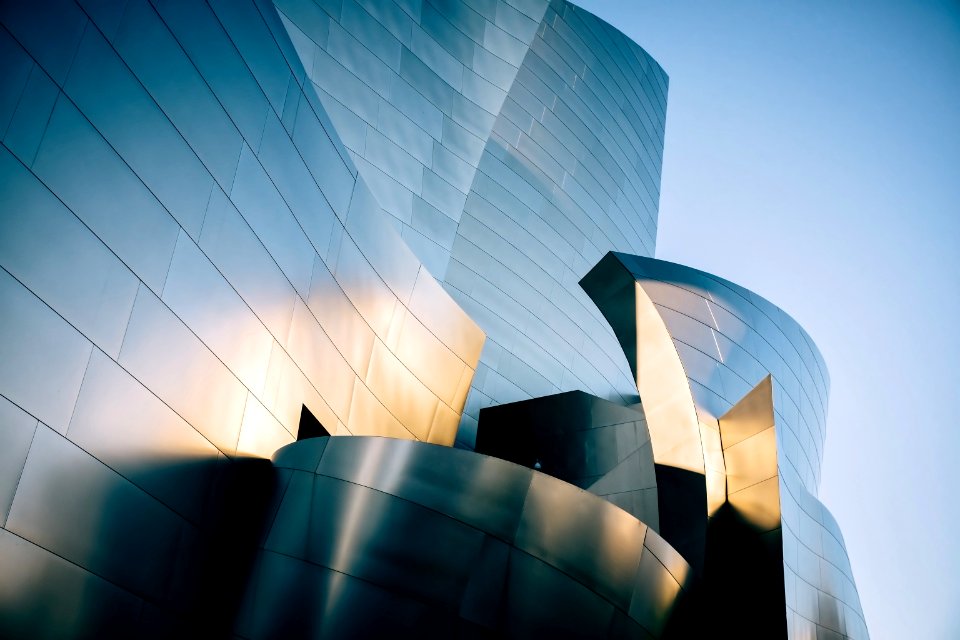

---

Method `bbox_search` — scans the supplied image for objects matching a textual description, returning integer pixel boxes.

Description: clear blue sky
[575,1,960,637]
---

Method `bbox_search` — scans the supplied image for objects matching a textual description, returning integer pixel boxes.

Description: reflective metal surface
[0,0,868,637]
[235,436,691,638]
[582,252,869,639]
[274,0,669,450]
[443,2,668,449]
[2,0,485,457]
[476,390,660,528]
[1,0,488,634]
[580,255,709,572]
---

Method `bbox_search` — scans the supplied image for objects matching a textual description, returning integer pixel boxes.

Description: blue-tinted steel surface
[275,0,669,449]
[582,253,868,639]
[0,0,869,637]
[236,436,691,638]
[0,0,484,635]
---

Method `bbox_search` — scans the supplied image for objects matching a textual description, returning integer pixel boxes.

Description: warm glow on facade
[0,0,866,637]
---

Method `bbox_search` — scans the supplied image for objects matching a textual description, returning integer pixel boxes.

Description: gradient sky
[575,1,960,637]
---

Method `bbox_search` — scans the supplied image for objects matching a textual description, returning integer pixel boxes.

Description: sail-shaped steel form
[580,253,868,638]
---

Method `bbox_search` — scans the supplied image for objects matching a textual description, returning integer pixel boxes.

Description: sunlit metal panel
[582,252,867,639]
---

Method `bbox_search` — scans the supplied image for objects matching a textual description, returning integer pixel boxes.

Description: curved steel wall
[0,0,482,633]
[274,0,550,279]
[584,254,867,640]
[237,436,692,638]
[607,254,828,493]
[0,0,869,637]
[274,0,669,449]
[447,2,668,447]
[476,391,660,530]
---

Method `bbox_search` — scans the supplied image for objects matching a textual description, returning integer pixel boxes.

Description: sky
[575,1,960,637]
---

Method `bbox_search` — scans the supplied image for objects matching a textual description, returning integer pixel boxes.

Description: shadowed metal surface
[235,436,692,638]
[475,390,660,529]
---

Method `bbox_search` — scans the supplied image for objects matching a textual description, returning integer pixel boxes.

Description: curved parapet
[274,0,670,449]
[235,436,693,638]
[581,253,867,639]
[475,390,660,529]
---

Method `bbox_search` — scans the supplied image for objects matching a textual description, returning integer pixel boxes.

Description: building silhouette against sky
[0,0,867,637]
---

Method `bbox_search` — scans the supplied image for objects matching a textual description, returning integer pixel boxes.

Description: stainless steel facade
[476,390,659,529]
[581,253,869,639]
[274,0,668,448]
[0,0,865,638]
[237,436,691,638]
[0,0,485,634]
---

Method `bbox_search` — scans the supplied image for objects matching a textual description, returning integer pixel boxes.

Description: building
[0,0,867,637]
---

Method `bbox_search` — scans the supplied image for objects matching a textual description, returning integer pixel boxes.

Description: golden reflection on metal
[582,256,726,520]
[364,339,438,439]
[727,477,781,532]
[718,375,781,531]
[643,527,692,588]
[329,266,483,447]
[631,547,683,636]
[393,308,467,406]
[580,258,707,478]
[724,428,778,494]
[517,473,647,604]
[633,278,729,515]
[699,420,727,516]
[345,379,407,440]
[632,281,706,475]
[719,375,776,447]
[408,267,486,368]
[235,393,295,458]
[581,255,719,570]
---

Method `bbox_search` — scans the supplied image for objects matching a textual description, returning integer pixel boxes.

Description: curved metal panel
[0,0,485,635]
[447,2,669,448]
[236,436,692,638]
[0,1,870,637]
[581,254,710,572]
[2,0,485,457]
[275,0,669,449]
[582,252,868,639]
[273,0,552,278]
[475,389,660,529]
